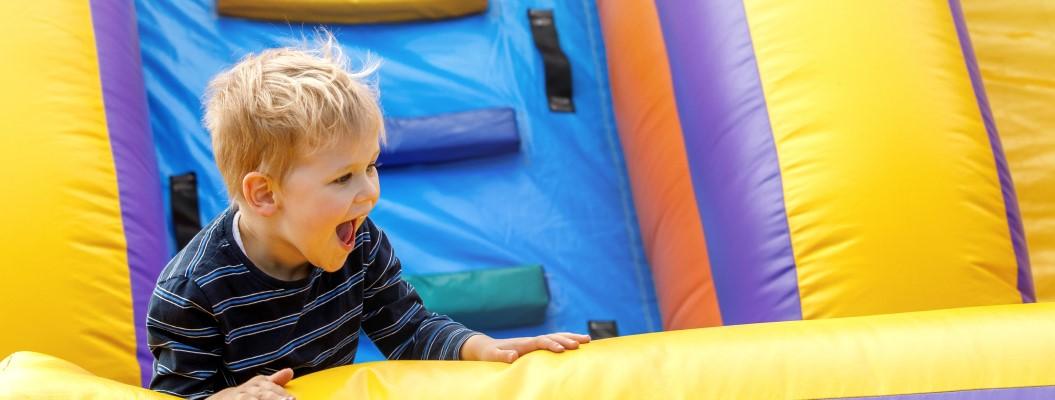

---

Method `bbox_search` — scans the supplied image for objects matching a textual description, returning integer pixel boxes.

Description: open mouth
[335,216,365,249]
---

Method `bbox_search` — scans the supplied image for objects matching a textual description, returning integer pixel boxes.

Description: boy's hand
[460,333,591,363]
[208,368,295,400]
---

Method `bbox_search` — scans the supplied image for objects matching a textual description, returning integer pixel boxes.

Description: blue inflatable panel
[380,107,519,167]
[136,0,660,363]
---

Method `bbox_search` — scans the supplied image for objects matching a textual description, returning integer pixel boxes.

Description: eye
[333,173,352,184]
[368,162,381,172]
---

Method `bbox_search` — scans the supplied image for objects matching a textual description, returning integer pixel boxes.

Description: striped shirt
[147,208,479,399]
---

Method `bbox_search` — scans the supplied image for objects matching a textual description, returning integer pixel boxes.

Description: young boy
[147,36,590,400]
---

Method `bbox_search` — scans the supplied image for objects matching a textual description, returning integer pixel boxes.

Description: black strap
[528,9,575,113]
[170,172,202,250]
[588,320,619,339]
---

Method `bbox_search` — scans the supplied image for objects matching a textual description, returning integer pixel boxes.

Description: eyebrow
[339,150,381,172]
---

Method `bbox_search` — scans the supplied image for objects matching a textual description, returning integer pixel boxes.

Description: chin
[320,264,345,273]
[317,256,348,272]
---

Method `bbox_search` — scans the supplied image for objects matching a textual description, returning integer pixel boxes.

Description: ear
[242,172,279,216]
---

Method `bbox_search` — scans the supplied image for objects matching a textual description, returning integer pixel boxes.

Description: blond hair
[204,33,384,203]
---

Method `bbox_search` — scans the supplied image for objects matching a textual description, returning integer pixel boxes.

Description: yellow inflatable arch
[2,0,1054,398]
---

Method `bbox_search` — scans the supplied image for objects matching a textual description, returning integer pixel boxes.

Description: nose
[352,173,380,204]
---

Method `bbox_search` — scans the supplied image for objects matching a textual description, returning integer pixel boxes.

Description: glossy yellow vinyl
[4,304,1054,398]
[0,2,139,384]
[0,352,176,399]
[743,0,1023,318]
[963,0,1055,302]
[287,303,1055,399]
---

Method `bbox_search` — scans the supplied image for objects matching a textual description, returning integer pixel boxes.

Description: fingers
[268,368,294,386]
[486,332,593,363]
[253,386,293,400]
[548,334,582,350]
[230,373,296,400]
[491,348,519,363]
[262,383,293,400]
[535,333,591,353]
[556,332,591,344]
[552,333,595,344]
[575,333,592,343]
[535,335,565,353]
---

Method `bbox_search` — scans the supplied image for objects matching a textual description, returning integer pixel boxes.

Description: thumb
[268,368,294,386]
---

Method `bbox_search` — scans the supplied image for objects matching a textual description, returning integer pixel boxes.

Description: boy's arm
[147,277,227,399]
[360,220,480,360]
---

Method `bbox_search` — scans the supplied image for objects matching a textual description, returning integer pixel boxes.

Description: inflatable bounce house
[2,0,1054,398]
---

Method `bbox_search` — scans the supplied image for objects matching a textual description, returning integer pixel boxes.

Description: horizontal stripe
[387,337,415,359]
[147,317,221,338]
[183,223,220,278]
[302,271,364,314]
[364,273,403,299]
[368,303,423,342]
[367,253,396,289]
[150,341,220,357]
[366,230,383,264]
[152,287,212,315]
[225,314,300,344]
[153,387,214,399]
[155,363,214,380]
[298,330,359,369]
[227,304,363,371]
[212,275,321,313]
[194,264,247,287]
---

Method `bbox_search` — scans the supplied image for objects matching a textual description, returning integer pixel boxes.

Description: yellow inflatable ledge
[2,303,1053,399]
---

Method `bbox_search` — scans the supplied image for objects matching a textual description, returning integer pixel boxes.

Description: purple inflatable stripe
[653,0,801,324]
[841,385,1055,399]
[948,0,1035,303]
[89,0,169,386]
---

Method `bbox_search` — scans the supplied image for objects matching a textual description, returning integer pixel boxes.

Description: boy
[147,36,590,400]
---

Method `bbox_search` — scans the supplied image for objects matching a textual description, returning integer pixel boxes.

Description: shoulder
[357,217,392,261]
[360,216,381,238]
[151,273,214,316]
[157,209,241,283]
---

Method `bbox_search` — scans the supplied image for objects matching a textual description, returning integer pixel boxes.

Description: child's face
[275,132,381,272]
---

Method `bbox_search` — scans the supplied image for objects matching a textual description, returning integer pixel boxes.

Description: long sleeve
[360,219,480,360]
[147,276,227,399]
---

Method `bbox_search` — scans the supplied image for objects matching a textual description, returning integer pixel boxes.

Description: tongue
[336,221,354,246]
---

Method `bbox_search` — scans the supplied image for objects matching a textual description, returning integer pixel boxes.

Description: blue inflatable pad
[137,0,661,363]
[381,107,519,167]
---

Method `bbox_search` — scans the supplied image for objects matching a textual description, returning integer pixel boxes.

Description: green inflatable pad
[404,264,549,330]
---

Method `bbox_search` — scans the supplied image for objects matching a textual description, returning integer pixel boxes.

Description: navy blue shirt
[147,208,479,399]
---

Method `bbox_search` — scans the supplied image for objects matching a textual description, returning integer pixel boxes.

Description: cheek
[317,193,354,225]
[290,194,348,237]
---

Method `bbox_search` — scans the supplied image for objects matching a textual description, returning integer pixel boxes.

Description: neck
[237,210,311,281]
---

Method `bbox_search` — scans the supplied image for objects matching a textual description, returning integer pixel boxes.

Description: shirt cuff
[449,329,484,361]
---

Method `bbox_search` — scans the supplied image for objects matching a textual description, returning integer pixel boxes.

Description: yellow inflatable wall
[4,304,1054,399]
[0,1,140,385]
[963,0,1055,302]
